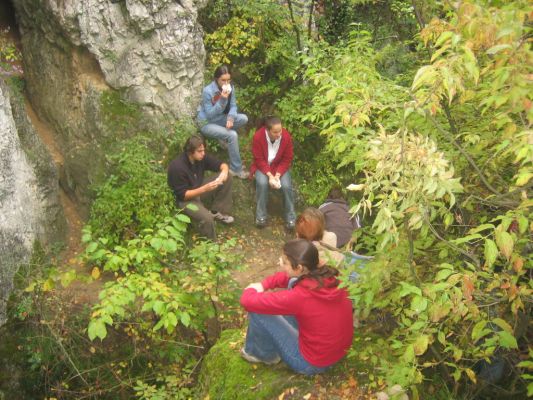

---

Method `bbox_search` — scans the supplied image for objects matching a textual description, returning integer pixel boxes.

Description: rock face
[15,0,206,118]
[13,0,206,212]
[0,79,66,327]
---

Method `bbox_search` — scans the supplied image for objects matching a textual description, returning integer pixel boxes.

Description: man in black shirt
[167,135,234,240]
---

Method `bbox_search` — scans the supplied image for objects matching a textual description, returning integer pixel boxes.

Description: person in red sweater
[240,239,353,375]
[250,116,296,230]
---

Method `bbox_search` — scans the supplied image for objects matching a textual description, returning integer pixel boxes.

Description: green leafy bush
[278,1,532,397]
[83,215,243,341]
[87,136,175,246]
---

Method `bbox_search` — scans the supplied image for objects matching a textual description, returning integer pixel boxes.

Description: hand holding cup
[222,83,232,95]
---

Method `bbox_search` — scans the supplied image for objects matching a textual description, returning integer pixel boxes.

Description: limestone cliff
[0,79,66,326]
[13,0,206,212]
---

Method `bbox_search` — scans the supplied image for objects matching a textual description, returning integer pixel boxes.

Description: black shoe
[285,220,295,231]
[255,218,267,228]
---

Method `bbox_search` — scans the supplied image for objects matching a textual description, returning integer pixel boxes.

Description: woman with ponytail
[240,239,353,375]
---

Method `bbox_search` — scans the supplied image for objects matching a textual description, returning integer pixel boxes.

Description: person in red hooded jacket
[250,116,296,230]
[240,239,353,375]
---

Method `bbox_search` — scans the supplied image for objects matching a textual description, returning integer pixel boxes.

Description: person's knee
[197,215,215,238]
[234,113,248,126]
[227,129,238,142]
[281,180,292,189]
[256,178,268,189]
[239,113,248,124]
[198,212,215,227]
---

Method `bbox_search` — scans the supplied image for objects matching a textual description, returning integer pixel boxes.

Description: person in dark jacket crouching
[240,239,353,375]
[319,187,360,248]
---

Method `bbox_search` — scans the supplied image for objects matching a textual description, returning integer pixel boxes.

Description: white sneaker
[240,348,281,365]
[229,169,250,179]
[211,211,234,224]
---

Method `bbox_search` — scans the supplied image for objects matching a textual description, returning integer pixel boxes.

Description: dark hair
[184,135,205,154]
[283,239,319,271]
[296,208,325,241]
[327,187,344,200]
[283,239,340,288]
[214,65,231,79]
[260,115,282,130]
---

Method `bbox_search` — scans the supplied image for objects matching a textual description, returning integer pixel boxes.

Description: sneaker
[285,220,295,231]
[229,169,250,179]
[255,218,267,229]
[211,211,234,224]
[240,348,281,365]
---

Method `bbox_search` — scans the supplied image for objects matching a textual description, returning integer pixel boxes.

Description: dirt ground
[208,176,297,287]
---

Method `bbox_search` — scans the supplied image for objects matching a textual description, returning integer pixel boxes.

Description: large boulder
[0,78,66,327]
[196,329,312,399]
[13,0,207,213]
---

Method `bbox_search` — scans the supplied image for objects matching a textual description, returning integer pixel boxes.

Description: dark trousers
[178,174,233,240]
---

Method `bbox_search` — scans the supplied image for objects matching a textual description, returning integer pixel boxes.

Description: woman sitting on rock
[240,239,353,375]
[197,65,249,179]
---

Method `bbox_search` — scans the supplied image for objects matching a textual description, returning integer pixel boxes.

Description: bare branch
[425,217,481,267]
[286,0,303,52]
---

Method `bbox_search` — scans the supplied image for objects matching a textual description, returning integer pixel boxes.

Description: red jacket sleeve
[261,272,290,290]
[273,130,293,176]
[252,128,271,175]
[240,287,302,315]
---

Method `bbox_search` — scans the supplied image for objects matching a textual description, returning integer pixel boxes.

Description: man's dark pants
[177,174,233,240]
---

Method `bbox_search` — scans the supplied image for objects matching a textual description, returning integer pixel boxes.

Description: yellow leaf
[414,335,430,355]
[24,282,36,292]
[303,394,312,400]
[89,346,96,354]
[91,267,101,280]
[42,278,54,292]
[465,368,477,383]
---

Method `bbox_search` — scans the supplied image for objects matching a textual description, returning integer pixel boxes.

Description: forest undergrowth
[1,0,531,399]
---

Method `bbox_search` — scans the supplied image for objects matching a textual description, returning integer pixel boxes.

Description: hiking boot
[255,218,267,229]
[285,220,295,231]
[240,348,281,365]
[229,169,250,179]
[211,211,234,224]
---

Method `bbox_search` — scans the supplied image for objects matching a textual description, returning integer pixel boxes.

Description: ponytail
[283,239,340,288]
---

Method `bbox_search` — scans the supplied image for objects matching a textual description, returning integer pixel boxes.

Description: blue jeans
[244,313,329,375]
[344,252,374,282]
[255,169,296,223]
[199,113,248,173]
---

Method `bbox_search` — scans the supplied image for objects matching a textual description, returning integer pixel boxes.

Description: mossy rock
[196,329,314,399]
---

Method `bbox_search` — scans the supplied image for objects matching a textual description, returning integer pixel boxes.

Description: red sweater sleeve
[252,128,271,175]
[261,272,290,290]
[240,287,302,315]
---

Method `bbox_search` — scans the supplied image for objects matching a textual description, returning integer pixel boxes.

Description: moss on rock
[196,329,314,399]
